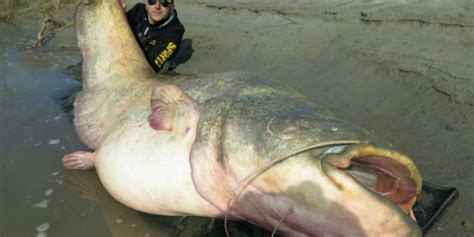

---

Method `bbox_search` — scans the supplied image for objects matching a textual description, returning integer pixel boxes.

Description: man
[126,0,185,72]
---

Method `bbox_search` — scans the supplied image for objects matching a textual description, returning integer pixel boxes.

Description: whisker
[224,140,361,236]
[272,205,294,237]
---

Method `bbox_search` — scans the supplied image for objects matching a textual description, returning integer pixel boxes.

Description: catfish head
[187,76,423,236]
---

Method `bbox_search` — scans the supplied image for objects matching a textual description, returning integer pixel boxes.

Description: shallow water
[0,21,114,237]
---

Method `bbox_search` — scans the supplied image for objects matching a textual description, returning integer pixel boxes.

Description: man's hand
[121,1,127,11]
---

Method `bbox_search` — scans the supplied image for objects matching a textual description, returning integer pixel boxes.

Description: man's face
[145,0,174,24]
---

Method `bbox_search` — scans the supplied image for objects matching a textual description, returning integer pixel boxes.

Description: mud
[1,0,473,236]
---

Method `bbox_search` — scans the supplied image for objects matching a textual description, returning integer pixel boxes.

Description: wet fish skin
[65,0,423,236]
[185,73,422,236]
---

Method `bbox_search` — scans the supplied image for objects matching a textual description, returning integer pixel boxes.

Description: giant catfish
[62,0,423,236]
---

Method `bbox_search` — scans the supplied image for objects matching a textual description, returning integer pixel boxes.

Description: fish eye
[322,145,348,156]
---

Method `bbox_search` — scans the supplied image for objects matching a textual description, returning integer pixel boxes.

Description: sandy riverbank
[1,0,472,236]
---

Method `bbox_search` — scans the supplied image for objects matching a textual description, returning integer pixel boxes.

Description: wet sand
[1,0,473,236]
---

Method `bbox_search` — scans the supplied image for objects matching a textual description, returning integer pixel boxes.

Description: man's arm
[125,4,141,27]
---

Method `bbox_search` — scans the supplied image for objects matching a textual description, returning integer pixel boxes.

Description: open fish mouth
[323,144,422,218]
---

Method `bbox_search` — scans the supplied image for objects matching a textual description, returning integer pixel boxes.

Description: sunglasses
[147,0,173,7]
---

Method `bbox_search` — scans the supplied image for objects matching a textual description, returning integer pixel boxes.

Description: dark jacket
[126,4,185,72]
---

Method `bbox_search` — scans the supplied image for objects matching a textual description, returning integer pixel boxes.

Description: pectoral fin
[148,85,199,139]
[62,151,96,170]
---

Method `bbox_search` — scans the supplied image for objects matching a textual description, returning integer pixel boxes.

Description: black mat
[414,181,459,234]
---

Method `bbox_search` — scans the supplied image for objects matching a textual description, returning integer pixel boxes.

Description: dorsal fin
[148,85,200,140]
[75,0,155,88]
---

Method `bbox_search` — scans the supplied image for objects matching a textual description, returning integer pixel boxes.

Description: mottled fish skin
[67,0,423,236]
[186,73,422,236]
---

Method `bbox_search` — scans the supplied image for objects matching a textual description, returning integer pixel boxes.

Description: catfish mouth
[324,145,422,217]
[347,156,418,212]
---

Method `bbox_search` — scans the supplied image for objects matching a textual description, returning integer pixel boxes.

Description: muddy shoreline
[1,0,473,236]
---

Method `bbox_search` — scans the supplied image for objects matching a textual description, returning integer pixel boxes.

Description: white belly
[94,112,219,216]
